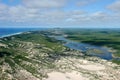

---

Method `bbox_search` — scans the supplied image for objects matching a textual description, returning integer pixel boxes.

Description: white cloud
[107,0,120,12]
[22,0,66,8]
[91,12,109,21]
[76,0,98,7]
[0,3,8,10]
[0,0,120,27]
[0,3,8,14]
[0,4,9,20]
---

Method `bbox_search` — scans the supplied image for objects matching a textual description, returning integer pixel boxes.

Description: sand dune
[45,71,89,80]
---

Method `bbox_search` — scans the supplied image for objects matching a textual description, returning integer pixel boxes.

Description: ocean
[0,28,47,38]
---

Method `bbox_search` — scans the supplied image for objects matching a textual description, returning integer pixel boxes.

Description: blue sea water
[0,28,47,38]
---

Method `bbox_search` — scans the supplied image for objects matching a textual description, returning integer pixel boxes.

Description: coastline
[0,30,120,63]
[0,32,23,39]
[0,28,48,39]
[0,30,120,80]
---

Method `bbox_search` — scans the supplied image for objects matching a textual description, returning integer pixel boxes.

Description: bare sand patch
[44,71,89,80]
[15,70,40,80]
[0,43,7,47]
[77,64,105,71]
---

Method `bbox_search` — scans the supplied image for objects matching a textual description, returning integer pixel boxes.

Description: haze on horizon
[0,0,120,28]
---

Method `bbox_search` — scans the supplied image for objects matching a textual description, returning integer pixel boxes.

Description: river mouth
[51,36,113,60]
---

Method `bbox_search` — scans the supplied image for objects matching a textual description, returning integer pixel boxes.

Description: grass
[0,31,66,79]
[11,31,64,52]
[112,59,120,65]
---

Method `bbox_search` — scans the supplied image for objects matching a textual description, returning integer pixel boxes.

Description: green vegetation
[0,30,120,80]
[63,29,120,64]
[112,59,120,65]
[0,31,66,79]
[11,31,64,52]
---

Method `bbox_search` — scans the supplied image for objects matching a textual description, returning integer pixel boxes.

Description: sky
[0,0,120,28]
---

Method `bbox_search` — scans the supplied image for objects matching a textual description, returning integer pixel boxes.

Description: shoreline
[0,28,49,39]
[0,32,23,39]
[0,30,120,62]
